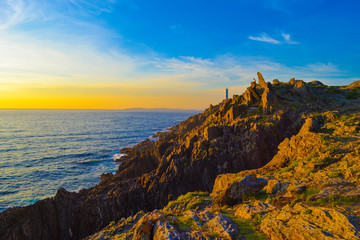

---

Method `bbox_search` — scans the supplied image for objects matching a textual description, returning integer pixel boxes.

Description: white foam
[113,153,127,161]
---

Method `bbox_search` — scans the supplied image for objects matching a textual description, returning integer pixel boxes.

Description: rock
[262,87,275,114]
[273,79,280,84]
[289,78,296,85]
[243,86,261,105]
[224,105,247,122]
[100,172,113,182]
[348,80,360,89]
[260,203,360,240]
[235,201,277,219]
[293,80,310,99]
[182,231,210,240]
[133,210,165,240]
[206,214,239,239]
[311,80,324,86]
[298,117,320,135]
[204,126,223,141]
[257,72,268,89]
[266,180,290,194]
[153,220,181,240]
[214,176,268,206]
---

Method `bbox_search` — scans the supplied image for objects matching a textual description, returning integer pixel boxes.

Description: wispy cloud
[248,33,281,44]
[281,33,299,44]
[249,32,299,45]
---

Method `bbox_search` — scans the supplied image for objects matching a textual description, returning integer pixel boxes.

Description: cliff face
[1,73,359,240]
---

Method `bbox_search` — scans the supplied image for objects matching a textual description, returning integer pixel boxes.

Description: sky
[0,0,359,110]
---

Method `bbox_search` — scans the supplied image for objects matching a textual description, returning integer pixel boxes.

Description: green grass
[222,213,267,240]
[308,195,360,206]
[301,187,321,202]
[326,86,341,94]
[176,215,193,231]
[319,133,331,145]
[242,191,269,203]
[278,160,300,174]
[345,89,359,100]
[304,209,312,214]
[164,191,210,212]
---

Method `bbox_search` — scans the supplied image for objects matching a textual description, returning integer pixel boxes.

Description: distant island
[1,73,360,240]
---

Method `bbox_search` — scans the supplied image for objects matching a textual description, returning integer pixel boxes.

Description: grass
[300,187,321,202]
[242,191,269,203]
[176,215,194,231]
[164,191,210,212]
[326,86,341,94]
[319,133,331,145]
[345,89,359,100]
[278,160,300,174]
[308,195,360,206]
[222,213,267,240]
[304,209,313,214]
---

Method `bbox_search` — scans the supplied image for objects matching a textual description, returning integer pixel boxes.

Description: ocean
[0,110,197,212]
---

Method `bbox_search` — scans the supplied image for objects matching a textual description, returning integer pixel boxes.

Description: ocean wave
[78,159,108,165]
[113,153,127,161]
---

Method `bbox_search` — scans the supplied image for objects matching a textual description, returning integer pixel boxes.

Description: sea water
[0,110,197,212]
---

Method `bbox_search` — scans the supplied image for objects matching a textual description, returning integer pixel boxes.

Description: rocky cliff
[1,73,359,240]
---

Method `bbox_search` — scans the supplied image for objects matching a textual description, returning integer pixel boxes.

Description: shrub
[345,89,359,99]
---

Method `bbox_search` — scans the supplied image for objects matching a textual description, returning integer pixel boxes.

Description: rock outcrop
[1,74,360,240]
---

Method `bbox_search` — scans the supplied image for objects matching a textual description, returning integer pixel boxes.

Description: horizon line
[0,107,203,111]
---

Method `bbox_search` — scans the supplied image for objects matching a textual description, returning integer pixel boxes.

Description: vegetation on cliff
[1,73,360,240]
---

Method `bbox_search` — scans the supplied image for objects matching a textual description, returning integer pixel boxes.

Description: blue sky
[0,0,359,109]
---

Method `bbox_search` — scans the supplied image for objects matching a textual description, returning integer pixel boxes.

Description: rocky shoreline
[1,73,359,240]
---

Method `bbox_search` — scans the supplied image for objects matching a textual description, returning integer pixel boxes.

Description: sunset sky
[1,0,359,109]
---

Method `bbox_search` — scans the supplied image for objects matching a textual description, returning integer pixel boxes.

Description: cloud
[249,32,299,45]
[281,33,299,44]
[248,33,281,44]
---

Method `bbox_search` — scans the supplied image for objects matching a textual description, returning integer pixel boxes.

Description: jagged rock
[243,86,260,105]
[235,201,277,219]
[289,78,296,85]
[182,231,210,240]
[273,79,280,84]
[2,74,360,240]
[348,80,360,89]
[204,126,223,141]
[257,72,268,89]
[292,80,310,99]
[261,203,360,240]
[213,176,268,206]
[266,180,290,194]
[224,105,247,122]
[207,214,239,239]
[298,117,320,135]
[153,220,181,240]
[311,80,324,86]
[133,210,165,240]
[262,87,275,114]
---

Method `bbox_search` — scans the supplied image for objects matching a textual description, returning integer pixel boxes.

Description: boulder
[214,176,268,206]
[133,210,165,240]
[266,180,290,194]
[235,201,277,219]
[260,203,360,240]
[206,214,239,239]
[153,220,181,240]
